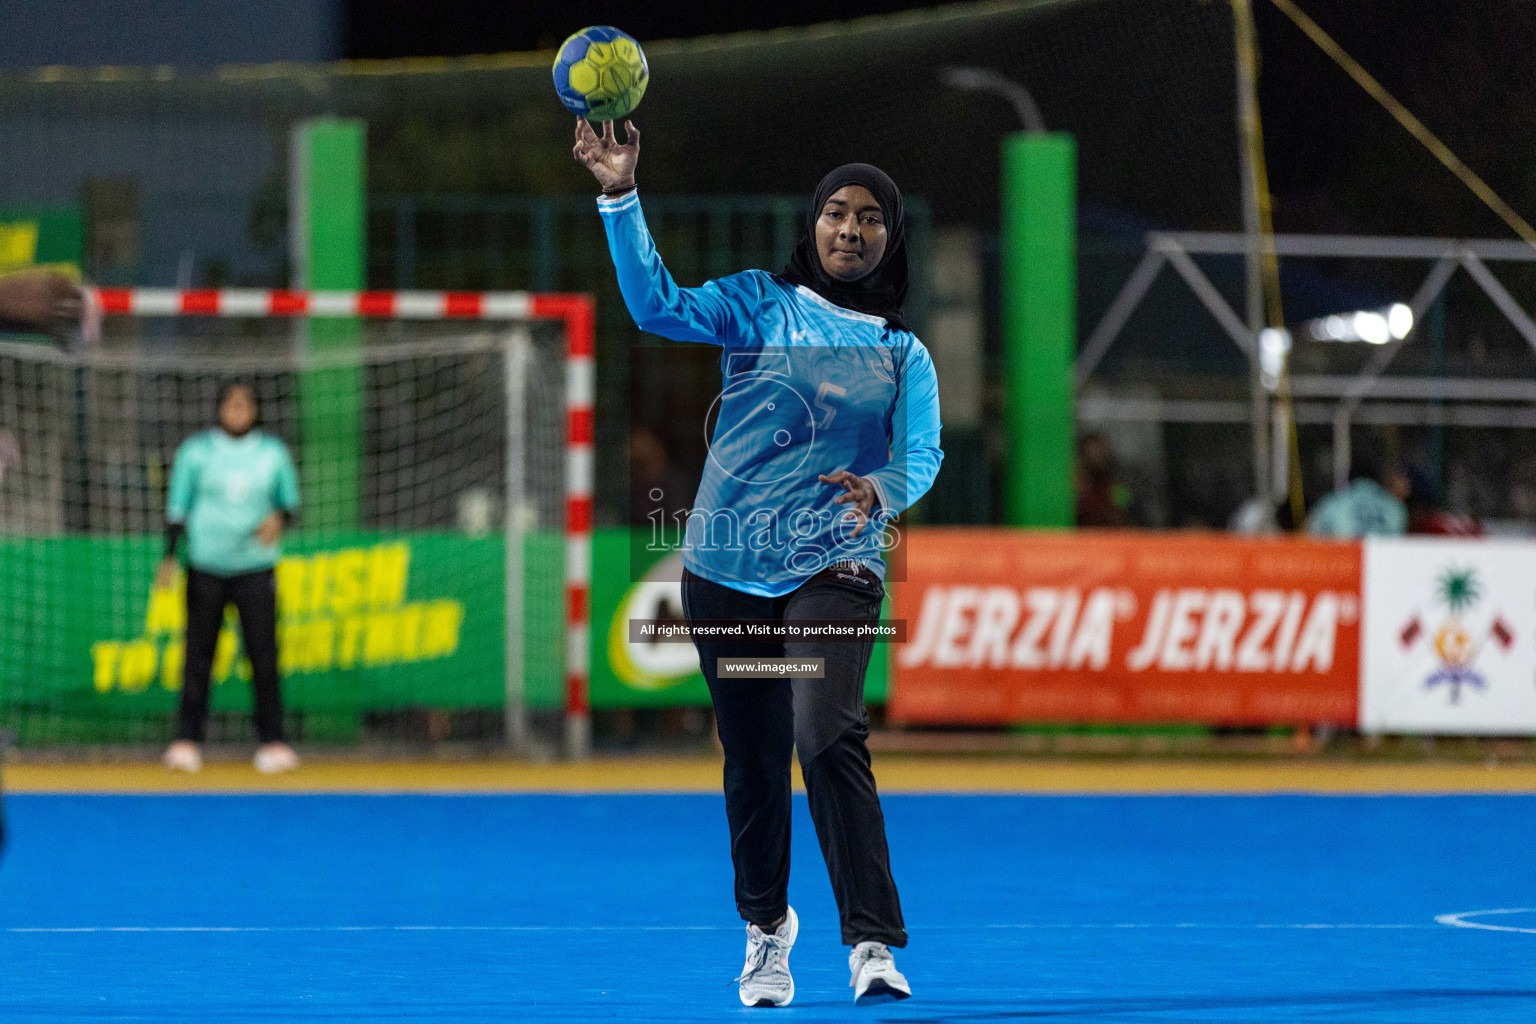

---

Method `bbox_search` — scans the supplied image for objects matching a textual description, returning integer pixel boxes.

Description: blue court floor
[1,792,1532,1021]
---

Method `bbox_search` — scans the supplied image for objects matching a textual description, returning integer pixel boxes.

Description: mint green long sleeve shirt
[166,429,300,576]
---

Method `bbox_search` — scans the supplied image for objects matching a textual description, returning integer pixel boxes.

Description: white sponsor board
[1361,538,1536,734]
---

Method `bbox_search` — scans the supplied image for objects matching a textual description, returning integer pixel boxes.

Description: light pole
[940,67,1047,133]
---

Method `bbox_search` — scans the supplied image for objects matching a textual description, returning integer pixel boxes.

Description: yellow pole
[1233,0,1305,527]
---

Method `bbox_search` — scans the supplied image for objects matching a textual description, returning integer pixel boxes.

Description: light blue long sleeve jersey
[167,429,301,576]
[599,191,943,597]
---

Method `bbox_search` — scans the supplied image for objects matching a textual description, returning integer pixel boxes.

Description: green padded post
[1001,132,1077,527]
[291,119,366,532]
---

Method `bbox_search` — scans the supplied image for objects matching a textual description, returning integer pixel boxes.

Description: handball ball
[552,26,649,123]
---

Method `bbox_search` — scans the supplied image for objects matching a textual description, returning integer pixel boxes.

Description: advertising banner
[890,530,1361,726]
[1,525,893,741]
[590,536,710,707]
[0,533,519,735]
[1360,538,1536,735]
[588,528,890,707]
[0,206,83,277]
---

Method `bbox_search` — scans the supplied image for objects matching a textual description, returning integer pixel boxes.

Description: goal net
[0,289,591,754]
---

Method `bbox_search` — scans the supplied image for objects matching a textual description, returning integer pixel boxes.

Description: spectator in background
[1075,431,1134,528]
[1306,450,1409,538]
[1405,465,1482,536]
[627,424,695,529]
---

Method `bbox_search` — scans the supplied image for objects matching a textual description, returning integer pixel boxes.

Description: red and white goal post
[88,287,596,760]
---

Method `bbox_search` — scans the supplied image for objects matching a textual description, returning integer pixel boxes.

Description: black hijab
[780,163,909,331]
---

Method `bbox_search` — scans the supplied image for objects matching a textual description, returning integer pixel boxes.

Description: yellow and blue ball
[552,26,649,123]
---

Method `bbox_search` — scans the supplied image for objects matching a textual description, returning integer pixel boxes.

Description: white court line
[1436,908,1536,934]
[7,922,1438,935]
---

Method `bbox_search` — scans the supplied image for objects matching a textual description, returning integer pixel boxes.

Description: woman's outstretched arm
[574,118,755,345]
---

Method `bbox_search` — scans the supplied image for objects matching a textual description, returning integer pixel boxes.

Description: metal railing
[1081,232,1536,495]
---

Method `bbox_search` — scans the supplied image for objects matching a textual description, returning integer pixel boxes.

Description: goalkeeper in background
[158,382,301,775]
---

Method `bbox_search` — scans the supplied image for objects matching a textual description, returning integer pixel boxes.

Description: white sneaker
[849,941,911,1005]
[253,743,299,774]
[162,741,202,773]
[735,905,797,1007]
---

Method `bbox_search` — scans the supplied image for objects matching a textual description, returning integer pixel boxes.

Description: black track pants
[681,565,906,948]
[177,567,285,745]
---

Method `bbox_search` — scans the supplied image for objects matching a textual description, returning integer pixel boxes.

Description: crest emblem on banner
[1397,567,1514,704]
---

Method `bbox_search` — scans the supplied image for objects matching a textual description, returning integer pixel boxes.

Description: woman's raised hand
[572,117,640,191]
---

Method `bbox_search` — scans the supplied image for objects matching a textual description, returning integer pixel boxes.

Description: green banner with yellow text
[0,206,84,277]
[0,533,530,743]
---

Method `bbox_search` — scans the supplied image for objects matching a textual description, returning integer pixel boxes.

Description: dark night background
[4,0,1531,240]
[332,0,1536,528]
[4,0,1533,526]
[340,0,1536,240]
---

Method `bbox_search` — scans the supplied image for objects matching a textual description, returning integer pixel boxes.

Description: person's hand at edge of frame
[0,269,95,346]
[820,470,877,538]
[572,117,639,193]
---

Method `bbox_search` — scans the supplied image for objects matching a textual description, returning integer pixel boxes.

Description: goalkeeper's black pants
[681,565,906,948]
[176,567,285,745]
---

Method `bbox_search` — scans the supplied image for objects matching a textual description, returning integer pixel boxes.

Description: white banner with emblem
[1361,538,1536,734]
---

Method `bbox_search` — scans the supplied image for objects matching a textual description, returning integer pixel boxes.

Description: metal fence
[1078,232,1536,529]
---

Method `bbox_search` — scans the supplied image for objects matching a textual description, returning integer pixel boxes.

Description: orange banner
[890,530,1360,726]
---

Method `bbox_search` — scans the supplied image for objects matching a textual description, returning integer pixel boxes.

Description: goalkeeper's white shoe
[254,743,300,774]
[849,941,911,1005]
[162,741,202,773]
[736,906,797,1007]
